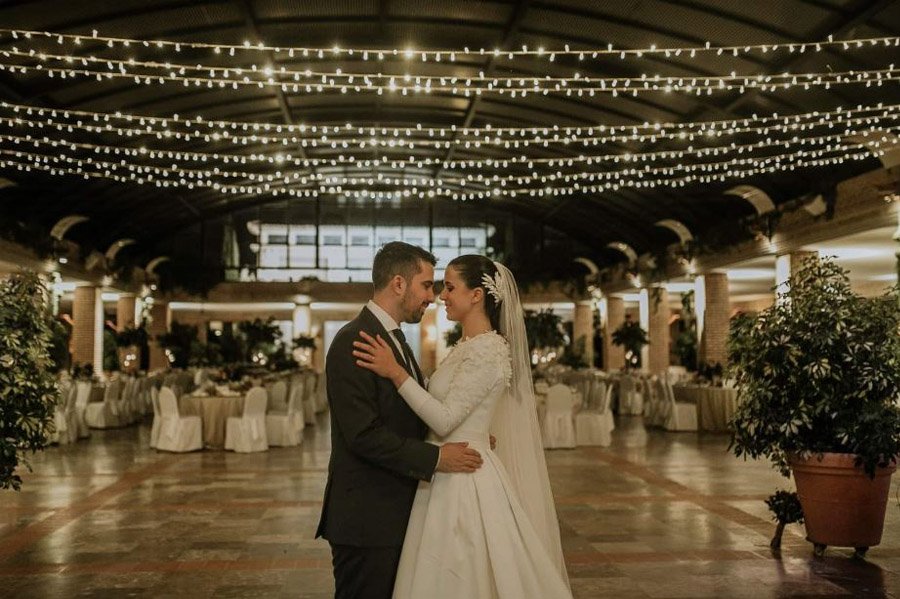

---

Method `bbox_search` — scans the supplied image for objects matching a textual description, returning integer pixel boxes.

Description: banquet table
[672,385,740,432]
[179,394,244,448]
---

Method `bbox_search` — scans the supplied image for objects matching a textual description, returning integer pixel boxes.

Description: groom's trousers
[330,543,402,599]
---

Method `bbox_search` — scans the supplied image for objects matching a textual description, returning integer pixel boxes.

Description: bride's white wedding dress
[392,331,572,599]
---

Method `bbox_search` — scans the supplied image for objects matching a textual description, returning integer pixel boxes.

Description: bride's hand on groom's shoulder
[436,442,483,473]
[353,331,408,386]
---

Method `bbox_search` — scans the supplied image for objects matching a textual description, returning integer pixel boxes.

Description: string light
[0,145,879,203]
[1,136,888,200]
[2,27,897,63]
[0,52,896,96]
[1,123,892,175]
[1,100,897,152]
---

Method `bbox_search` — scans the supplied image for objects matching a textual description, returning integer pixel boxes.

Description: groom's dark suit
[316,306,439,599]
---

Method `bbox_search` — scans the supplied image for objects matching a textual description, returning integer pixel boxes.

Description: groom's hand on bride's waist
[436,442,483,473]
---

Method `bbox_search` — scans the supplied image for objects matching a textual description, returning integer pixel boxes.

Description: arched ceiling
[0,0,897,284]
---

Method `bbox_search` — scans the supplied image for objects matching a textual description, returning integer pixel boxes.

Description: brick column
[116,294,137,330]
[72,285,103,374]
[603,296,625,371]
[572,300,594,367]
[147,300,171,371]
[648,287,671,375]
[698,272,730,366]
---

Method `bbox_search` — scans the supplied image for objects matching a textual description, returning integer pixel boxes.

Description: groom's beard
[401,296,429,324]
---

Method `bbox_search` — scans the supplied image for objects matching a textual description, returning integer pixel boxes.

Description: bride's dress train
[392,332,571,599]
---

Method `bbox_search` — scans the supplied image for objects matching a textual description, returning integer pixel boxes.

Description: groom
[316,241,484,599]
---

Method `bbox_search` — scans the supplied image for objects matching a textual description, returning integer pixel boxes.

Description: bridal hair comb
[481,270,505,304]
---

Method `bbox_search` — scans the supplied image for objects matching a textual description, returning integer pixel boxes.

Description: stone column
[147,300,171,371]
[292,303,312,336]
[116,294,137,330]
[572,300,594,367]
[648,287,671,375]
[638,290,650,370]
[697,272,730,366]
[72,285,103,374]
[603,296,625,371]
[419,308,438,378]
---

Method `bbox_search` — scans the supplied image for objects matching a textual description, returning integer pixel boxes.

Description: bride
[352,254,572,599]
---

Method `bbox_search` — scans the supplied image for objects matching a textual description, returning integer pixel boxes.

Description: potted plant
[524,309,566,365]
[611,316,648,370]
[115,325,146,374]
[292,334,317,367]
[0,272,60,490]
[728,257,900,557]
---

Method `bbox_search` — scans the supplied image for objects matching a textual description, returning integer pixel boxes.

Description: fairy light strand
[2,27,898,63]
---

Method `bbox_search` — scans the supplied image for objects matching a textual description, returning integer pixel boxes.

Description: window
[433,237,451,248]
[267,234,288,244]
[295,234,316,245]
[323,235,343,246]
[378,236,398,245]
[460,237,477,248]
[405,237,424,246]
[351,235,370,246]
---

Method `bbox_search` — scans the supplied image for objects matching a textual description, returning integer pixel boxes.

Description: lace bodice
[398,331,512,445]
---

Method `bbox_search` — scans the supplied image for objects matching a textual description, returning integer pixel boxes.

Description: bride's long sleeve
[397,335,511,436]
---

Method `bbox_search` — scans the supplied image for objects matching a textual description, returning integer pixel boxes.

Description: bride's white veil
[491,262,570,584]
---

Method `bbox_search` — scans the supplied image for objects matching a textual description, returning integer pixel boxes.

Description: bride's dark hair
[446,255,502,331]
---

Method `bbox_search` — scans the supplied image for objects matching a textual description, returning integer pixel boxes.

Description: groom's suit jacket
[316,306,440,547]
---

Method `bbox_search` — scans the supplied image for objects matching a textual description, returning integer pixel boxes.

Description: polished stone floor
[1,416,898,598]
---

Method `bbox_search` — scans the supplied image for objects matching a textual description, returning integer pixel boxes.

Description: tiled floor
[1,416,898,598]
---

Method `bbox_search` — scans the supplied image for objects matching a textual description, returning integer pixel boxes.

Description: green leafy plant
[675,290,698,370]
[114,325,147,348]
[728,257,900,478]
[102,326,119,371]
[557,337,589,369]
[292,334,317,349]
[524,309,566,352]
[611,318,649,369]
[156,322,199,369]
[46,316,71,372]
[0,272,60,490]
[765,490,804,550]
[238,317,283,363]
[71,362,94,380]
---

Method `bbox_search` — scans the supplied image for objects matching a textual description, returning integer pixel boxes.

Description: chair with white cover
[85,378,123,429]
[268,380,288,412]
[225,388,269,452]
[642,377,665,427]
[266,383,304,447]
[149,386,162,449]
[575,379,614,447]
[541,384,577,449]
[73,381,93,439]
[314,371,328,413]
[662,381,698,431]
[156,386,202,452]
[618,375,644,416]
[302,373,317,425]
[49,382,79,444]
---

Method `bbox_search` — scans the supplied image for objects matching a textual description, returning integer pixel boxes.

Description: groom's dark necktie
[392,328,423,386]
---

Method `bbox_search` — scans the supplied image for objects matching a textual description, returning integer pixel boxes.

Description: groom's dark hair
[372,242,437,290]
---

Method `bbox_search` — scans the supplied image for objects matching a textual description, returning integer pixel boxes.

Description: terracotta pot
[790,452,896,549]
